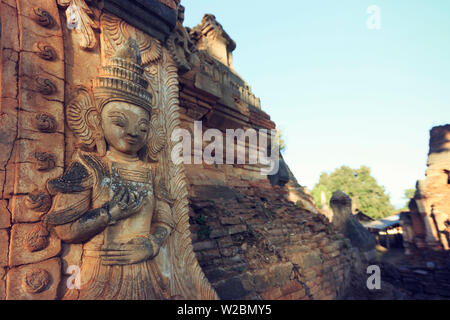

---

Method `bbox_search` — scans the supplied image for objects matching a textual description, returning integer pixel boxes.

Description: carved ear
[66,86,105,154]
[89,111,106,156]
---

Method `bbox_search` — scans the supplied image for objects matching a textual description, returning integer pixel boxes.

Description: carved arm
[51,205,110,243]
[149,200,173,256]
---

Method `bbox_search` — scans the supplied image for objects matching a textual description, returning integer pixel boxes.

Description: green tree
[276,129,287,154]
[312,165,395,219]
[401,188,416,211]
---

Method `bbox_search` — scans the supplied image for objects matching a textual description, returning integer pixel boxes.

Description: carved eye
[139,124,149,133]
[112,120,126,128]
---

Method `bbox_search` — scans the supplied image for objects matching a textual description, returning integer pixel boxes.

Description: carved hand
[108,186,147,224]
[100,236,159,266]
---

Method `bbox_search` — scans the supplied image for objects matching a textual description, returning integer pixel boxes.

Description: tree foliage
[401,188,416,211]
[276,129,287,154]
[312,165,395,219]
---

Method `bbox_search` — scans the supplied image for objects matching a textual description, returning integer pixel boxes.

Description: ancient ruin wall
[0,0,217,300]
[0,0,361,300]
[175,13,363,299]
[410,124,450,251]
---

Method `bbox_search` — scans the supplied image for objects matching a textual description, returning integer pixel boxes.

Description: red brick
[280,280,303,296]
[261,286,282,300]
[220,216,241,225]
[228,225,247,235]
[288,288,307,300]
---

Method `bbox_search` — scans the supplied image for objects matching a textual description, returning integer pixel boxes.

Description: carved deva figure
[43,39,178,299]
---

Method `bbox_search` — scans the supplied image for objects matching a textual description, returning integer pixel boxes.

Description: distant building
[363,214,402,249]
[353,210,374,224]
[403,125,450,252]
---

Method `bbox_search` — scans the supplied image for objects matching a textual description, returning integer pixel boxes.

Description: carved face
[101,101,150,156]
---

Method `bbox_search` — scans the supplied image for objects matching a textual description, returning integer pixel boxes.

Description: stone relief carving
[58,0,99,50]
[34,42,58,61]
[26,191,52,214]
[23,224,50,253]
[31,7,57,28]
[101,13,162,67]
[36,78,57,96]
[40,31,216,299]
[34,113,57,133]
[167,5,199,73]
[22,269,50,294]
[66,86,106,155]
[35,152,57,172]
[1,0,65,299]
[44,38,167,299]
[95,15,217,299]
[100,13,167,162]
[1,1,216,299]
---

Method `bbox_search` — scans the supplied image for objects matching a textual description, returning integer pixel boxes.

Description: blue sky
[182,0,450,208]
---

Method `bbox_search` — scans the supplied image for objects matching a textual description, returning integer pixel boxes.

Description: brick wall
[381,260,450,298]
[185,166,359,299]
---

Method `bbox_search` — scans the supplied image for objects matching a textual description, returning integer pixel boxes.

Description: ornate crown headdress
[66,38,154,156]
[93,37,153,113]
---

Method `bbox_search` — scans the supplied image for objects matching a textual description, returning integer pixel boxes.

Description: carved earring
[90,112,106,156]
[95,133,106,156]
[95,135,106,156]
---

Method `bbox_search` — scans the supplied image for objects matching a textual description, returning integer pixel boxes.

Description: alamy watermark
[366,5,381,30]
[171,121,280,175]
[366,265,381,290]
[65,2,82,30]
[66,265,81,290]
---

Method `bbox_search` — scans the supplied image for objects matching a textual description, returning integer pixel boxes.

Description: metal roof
[362,214,401,230]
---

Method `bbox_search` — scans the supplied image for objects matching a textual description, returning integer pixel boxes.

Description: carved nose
[128,127,139,137]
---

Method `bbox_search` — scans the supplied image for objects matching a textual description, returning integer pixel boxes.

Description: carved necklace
[110,162,153,199]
